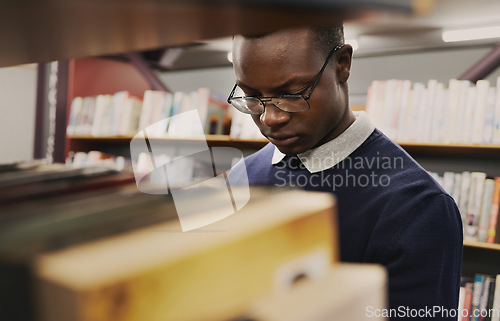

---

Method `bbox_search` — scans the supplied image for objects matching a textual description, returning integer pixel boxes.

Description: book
[423,80,439,142]
[458,285,465,321]
[493,76,500,144]
[487,177,500,243]
[395,80,412,142]
[472,274,486,321]
[430,83,447,143]
[417,80,433,142]
[472,80,490,144]
[483,87,496,144]
[442,171,455,196]
[230,111,264,140]
[459,171,471,228]
[138,90,167,132]
[478,179,495,242]
[464,281,474,321]
[201,88,230,135]
[444,79,461,143]
[90,94,112,137]
[117,94,143,136]
[465,172,487,240]
[463,86,477,144]
[454,80,472,144]
[80,96,97,135]
[484,277,496,321]
[452,172,462,204]
[478,276,494,321]
[365,80,385,136]
[492,275,500,321]
[382,79,401,140]
[410,82,427,142]
[66,97,83,135]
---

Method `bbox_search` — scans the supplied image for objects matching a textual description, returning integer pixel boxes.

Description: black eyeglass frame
[227,44,344,115]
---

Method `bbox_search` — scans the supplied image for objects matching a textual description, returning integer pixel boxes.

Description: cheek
[251,114,264,129]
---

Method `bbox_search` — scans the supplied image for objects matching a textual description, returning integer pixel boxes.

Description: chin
[275,144,309,155]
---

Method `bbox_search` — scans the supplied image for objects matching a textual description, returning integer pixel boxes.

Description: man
[228,26,463,320]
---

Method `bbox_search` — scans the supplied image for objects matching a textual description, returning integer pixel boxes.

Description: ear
[336,44,353,84]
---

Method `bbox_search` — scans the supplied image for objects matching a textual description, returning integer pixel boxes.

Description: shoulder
[345,129,462,241]
[245,142,275,163]
[354,129,445,195]
[228,143,275,186]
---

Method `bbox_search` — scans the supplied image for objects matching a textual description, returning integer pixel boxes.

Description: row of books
[66,88,232,137]
[366,77,500,144]
[459,274,500,321]
[64,150,200,190]
[229,109,265,140]
[65,150,127,171]
[430,171,500,243]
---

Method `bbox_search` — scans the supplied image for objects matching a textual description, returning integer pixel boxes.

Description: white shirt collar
[271,111,375,173]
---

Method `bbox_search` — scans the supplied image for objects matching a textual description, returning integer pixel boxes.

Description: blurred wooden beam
[0,0,421,67]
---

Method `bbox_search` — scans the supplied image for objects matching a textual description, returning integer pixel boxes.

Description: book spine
[491,275,500,321]
[478,276,493,321]
[493,76,500,144]
[472,80,490,144]
[464,282,474,321]
[479,179,495,242]
[466,172,487,240]
[483,87,496,144]
[472,274,485,321]
[487,177,500,243]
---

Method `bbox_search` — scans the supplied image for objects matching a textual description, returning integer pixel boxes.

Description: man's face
[232,28,351,155]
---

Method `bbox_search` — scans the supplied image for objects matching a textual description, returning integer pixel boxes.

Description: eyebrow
[237,75,316,94]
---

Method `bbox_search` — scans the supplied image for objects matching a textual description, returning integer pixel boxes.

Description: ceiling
[141,0,500,71]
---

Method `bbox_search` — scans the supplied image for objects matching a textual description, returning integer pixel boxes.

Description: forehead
[232,28,324,89]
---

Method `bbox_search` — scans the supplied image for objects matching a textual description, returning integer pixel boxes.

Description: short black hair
[240,25,344,59]
[312,26,345,58]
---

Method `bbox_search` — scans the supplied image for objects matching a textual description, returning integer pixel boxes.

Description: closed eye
[284,85,310,96]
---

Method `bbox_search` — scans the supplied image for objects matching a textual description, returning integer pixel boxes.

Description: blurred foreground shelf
[0,0,427,67]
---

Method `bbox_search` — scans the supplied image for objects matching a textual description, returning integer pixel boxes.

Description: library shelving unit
[64,57,152,157]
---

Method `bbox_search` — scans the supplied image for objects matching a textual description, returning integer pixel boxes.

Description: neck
[314,106,356,149]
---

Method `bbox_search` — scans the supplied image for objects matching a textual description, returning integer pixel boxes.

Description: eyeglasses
[227,45,343,115]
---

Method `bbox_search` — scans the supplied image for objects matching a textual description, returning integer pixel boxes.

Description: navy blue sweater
[235,129,463,320]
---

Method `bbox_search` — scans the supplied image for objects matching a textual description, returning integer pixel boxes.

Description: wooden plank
[34,189,338,321]
[246,264,387,321]
[0,0,419,67]
[463,240,500,251]
[397,142,500,158]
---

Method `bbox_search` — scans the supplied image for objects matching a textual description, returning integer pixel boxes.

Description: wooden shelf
[68,135,268,150]
[0,0,420,68]
[68,135,500,156]
[463,240,500,251]
[397,141,500,158]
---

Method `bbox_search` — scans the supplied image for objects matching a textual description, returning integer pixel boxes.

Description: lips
[267,135,300,147]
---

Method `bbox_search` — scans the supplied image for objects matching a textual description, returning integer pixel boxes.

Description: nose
[259,102,291,128]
